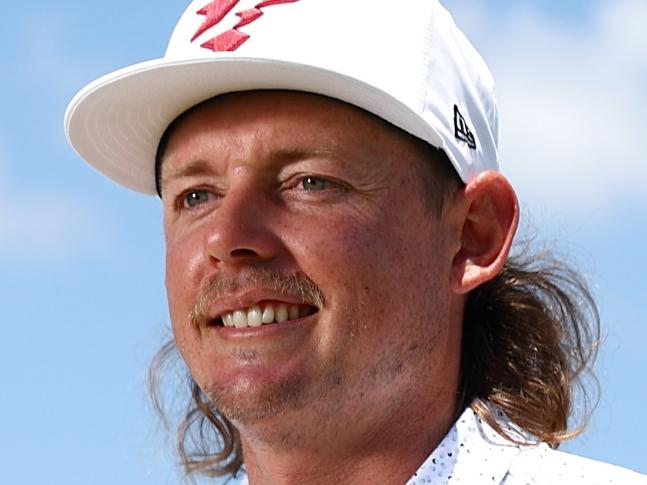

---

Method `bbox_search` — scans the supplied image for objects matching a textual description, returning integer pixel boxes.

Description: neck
[238,387,459,485]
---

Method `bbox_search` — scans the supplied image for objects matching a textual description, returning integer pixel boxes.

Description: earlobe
[450,171,519,294]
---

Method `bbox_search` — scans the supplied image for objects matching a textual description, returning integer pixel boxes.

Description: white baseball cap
[64,0,499,194]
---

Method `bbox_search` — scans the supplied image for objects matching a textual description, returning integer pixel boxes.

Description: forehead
[159,91,430,171]
[172,90,402,133]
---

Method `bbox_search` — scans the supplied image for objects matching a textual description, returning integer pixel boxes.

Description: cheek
[164,228,205,333]
[165,233,211,384]
[328,208,439,278]
[290,204,446,316]
[284,210,384,279]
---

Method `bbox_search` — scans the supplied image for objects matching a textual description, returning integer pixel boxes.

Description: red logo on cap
[192,0,300,52]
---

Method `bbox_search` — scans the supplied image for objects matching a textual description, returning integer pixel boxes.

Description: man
[65,1,646,484]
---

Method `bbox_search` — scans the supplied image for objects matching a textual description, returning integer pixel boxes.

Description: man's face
[161,91,463,436]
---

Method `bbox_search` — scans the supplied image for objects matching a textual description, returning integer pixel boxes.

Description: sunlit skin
[160,91,519,485]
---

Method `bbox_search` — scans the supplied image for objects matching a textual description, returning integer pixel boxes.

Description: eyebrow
[268,146,346,167]
[160,145,345,191]
[161,159,215,185]
[268,147,319,163]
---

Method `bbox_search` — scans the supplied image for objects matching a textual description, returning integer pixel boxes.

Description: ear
[450,171,519,294]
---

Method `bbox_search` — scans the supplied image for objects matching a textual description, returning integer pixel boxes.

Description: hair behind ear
[461,248,600,447]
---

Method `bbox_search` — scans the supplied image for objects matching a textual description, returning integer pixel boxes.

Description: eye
[183,189,211,208]
[301,176,328,191]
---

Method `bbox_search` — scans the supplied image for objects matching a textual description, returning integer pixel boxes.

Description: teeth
[220,302,312,329]
[223,313,234,327]
[261,304,274,324]
[276,304,288,323]
[247,305,262,327]
[289,305,300,320]
[233,310,247,329]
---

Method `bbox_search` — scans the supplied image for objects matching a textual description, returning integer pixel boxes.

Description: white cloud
[0,137,110,263]
[449,0,647,217]
[0,191,108,262]
[597,0,647,67]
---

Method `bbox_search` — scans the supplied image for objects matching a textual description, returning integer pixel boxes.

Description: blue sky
[0,1,645,484]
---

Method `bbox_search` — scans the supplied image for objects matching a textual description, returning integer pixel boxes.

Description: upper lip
[206,288,319,321]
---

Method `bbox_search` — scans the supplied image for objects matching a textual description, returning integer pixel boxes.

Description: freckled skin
[161,92,466,484]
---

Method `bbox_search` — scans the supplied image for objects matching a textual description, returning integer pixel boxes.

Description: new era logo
[454,105,476,150]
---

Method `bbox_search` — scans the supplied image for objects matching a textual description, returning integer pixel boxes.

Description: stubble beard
[202,353,344,425]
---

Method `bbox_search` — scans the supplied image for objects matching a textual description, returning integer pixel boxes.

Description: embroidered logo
[192,0,300,52]
[454,105,477,150]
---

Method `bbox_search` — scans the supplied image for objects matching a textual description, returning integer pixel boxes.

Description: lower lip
[213,313,317,339]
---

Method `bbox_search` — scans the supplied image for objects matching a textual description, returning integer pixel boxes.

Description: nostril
[230,248,259,258]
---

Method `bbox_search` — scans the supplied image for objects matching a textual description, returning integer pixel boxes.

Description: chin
[203,365,342,425]
[203,372,308,423]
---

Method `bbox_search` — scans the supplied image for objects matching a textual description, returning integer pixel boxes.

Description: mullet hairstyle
[150,102,600,479]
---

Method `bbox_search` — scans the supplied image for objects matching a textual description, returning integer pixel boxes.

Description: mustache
[189,268,325,327]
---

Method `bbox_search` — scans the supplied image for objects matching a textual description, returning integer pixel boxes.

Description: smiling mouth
[213,302,319,329]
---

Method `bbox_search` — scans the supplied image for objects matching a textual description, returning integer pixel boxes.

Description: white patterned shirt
[238,403,646,484]
[407,404,646,485]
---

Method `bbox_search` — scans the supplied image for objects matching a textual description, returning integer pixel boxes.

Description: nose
[204,185,281,266]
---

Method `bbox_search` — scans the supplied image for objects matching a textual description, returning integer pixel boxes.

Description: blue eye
[302,177,328,191]
[184,190,210,208]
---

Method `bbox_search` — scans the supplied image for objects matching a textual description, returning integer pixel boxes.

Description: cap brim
[64,57,445,194]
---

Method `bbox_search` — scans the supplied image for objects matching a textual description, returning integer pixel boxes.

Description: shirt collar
[406,402,526,485]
